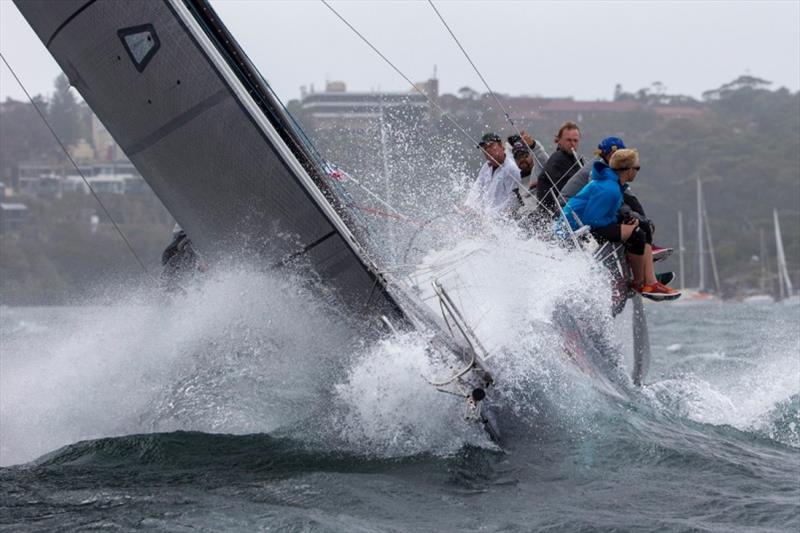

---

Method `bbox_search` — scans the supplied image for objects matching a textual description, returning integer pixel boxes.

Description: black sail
[14,0,403,319]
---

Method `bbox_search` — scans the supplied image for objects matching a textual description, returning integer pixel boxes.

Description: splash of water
[643,307,800,447]
[0,264,366,466]
[1,216,632,466]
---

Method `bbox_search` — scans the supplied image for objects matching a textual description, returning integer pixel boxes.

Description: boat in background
[676,180,720,303]
[774,208,798,305]
[742,228,774,304]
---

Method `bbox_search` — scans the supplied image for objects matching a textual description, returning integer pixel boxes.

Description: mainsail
[17,0,499,435]
[14,0,402,319]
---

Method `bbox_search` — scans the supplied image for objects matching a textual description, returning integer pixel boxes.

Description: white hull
[742,294,775,304]
[673,289,719,304]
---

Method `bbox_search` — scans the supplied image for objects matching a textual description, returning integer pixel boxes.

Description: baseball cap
[595,136,626,156]
[511,142,530,158]
[478,132,502,147]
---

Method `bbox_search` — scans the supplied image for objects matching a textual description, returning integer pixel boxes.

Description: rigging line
[0,52,155,281]
[319,0,485,157]
[319,0,510,221]
[321,0,556,223]
[331,168,406,217]
[427,0,575,213]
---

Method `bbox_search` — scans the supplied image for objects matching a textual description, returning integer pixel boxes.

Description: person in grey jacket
[508,130,549,190]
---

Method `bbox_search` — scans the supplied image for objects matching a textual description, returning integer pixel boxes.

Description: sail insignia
[118,24,160,73]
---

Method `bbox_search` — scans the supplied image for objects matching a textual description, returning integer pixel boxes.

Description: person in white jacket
[464,132,521,217]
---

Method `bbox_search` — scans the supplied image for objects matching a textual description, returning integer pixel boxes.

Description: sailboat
[773,208,798,304]
[679,179,720,302]
[14,0,505,437]
[742,228,774,304]
[14,0,651,438]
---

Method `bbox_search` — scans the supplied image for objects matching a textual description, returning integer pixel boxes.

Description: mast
[697,179,706,291]
[678,210,685,291]
[379,102,395,262]
[774,208,794,298]
[702,194,721,293]
[759,228,767,294]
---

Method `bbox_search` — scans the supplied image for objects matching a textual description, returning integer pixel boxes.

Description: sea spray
[0,264,366,466]
[331,221,629,451]
[643,302,800,448]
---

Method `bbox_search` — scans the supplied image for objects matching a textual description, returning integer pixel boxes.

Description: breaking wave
[1,219,625,466]
[2,220,797,469]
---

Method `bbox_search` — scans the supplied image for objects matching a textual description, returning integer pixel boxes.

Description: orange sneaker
[641,282,681,301]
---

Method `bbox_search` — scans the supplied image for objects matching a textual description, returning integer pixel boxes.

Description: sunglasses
[619,166,642,171]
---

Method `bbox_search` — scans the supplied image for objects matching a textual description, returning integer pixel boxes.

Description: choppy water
[1,248,798,531]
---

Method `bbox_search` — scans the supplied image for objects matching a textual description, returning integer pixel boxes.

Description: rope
[322,0,560,228]
[0,53,156,282]
[329,167,406,217]
[319,0,495,164]
[427,0,577,214]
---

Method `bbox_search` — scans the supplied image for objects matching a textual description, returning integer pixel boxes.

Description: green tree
[0,96,56,182]
[48,73,81,148]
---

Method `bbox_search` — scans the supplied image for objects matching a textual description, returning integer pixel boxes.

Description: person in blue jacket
[562,149,680,301]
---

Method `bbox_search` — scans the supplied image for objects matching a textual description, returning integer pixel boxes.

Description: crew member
[161,224,206,292]
[536,121,584,217]
[562,136,671,260]
[561,149,680,301]
[464,132,521,216]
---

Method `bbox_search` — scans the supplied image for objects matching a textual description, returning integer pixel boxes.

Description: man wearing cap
[464,132,521,216]
[536,121,584,217]
[510,137,548,219]
[509,131,549,188]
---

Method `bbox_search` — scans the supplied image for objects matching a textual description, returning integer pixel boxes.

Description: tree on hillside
[613,82,698,106]
[0,96,56,182]
[458,86,479,100]
[702,75,772,101]
[48,73,82,148]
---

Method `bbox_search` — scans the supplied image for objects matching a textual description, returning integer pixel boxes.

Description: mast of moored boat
[702,193,721,293]
[697,180,706,291]
[759,228,767,294]
[678,210,685,291]
[774,208,794,299]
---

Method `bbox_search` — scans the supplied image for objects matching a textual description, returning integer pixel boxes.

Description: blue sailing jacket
[562,160,623,230]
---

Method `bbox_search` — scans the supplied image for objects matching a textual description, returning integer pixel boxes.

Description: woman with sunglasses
[561,148,680,301]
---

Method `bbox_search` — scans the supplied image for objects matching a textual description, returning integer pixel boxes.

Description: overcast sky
[1,0,799,104]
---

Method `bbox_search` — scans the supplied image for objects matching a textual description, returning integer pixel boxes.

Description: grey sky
[1,0,799,104]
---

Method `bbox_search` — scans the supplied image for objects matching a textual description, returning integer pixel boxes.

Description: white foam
[644,314,800,447]
[0,217,632,465]
[0,265,362,466]
[331,219,626,451]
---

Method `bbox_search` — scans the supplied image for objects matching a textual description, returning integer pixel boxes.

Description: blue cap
[596,136,625,156]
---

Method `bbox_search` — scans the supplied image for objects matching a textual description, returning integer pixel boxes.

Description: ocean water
[1,244,798,531]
